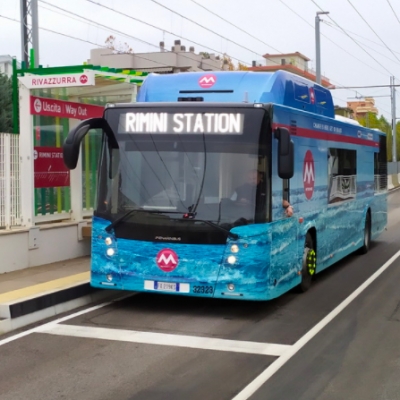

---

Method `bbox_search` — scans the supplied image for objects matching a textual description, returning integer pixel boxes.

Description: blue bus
[63,70,387,300]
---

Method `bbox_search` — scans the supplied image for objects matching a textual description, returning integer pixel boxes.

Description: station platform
[0,257,119,335]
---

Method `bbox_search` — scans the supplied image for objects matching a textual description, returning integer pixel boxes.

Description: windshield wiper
[105,209,183,233]
[185,218,239,240]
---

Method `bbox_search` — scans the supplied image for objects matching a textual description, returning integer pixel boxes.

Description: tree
[221,53,249,71]
[105,35,133,54]
[222,53,235,71]
[357,112,400,161]
[0,73,12,133]
[199,52,210,59]
[237,62,249,71]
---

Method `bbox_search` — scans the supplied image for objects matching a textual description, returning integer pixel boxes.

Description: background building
[249,52,332,88]
[0,55,20,78]
[87,40,226,73]
[347,97,378,120]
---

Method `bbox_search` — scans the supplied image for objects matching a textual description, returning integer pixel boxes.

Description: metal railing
[374,174,388,193]
[329,175,357,201]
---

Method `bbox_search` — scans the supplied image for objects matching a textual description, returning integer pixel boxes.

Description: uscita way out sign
[30,96,104,120]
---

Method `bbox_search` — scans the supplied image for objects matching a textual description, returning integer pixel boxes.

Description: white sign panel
[18,71,95,89]
[119,112,244,135]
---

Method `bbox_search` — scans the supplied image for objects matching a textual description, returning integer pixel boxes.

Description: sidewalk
[0,257,90,295]
[0,257,118,335]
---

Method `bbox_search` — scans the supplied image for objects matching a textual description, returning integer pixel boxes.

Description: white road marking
[38,323,291,356]
[0,294,133,347]
[232,249,400,400]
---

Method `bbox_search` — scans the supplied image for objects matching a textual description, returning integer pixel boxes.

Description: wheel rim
[306,248,317,276]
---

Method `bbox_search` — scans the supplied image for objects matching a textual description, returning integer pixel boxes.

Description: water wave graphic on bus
[63,70,387,300]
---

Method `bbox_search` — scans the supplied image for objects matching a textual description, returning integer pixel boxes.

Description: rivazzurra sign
[18,71,95,89]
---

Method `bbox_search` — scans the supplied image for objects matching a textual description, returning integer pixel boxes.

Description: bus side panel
[268,218,301,299]
[371,193,387,240]
[272,105,384,276]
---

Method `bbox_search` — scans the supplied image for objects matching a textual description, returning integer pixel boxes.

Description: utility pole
[315,11,329,84]
[391,76,397,162]
[20,0,39,68]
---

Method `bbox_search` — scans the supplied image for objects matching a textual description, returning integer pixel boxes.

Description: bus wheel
[358,212,371,255]
[300,233,316,292]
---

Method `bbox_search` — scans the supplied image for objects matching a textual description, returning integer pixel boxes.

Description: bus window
[328,148,357,203]
[294,83,310,103]
[314,88,329,107]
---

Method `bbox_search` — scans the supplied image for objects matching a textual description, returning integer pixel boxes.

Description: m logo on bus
[156,249,179,272]
[309,88,315,104]
[199,74,217,88]
[303,150,315,200]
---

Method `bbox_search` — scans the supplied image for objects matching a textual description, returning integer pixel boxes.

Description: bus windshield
[96,106,270,243]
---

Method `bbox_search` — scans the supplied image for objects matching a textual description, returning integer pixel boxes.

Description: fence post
[4,134,11,229]
[70,147,83,222]
[18,83,35,228]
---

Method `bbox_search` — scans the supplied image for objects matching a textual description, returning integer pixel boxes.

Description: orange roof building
[347,97,378,120]
[249,52,332,88]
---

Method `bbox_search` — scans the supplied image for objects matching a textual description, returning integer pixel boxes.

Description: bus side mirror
[63,117,118,170]
[274,127,294,179]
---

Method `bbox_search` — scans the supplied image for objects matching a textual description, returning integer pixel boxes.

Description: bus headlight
[106,248,115,257]
[227,255,236,265]
[105,237,113,246]
[230,244,239,253]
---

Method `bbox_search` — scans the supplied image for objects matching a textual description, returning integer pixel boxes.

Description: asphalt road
[1,190,400,400]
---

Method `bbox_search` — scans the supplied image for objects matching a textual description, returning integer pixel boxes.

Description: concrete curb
[0,283,122,335]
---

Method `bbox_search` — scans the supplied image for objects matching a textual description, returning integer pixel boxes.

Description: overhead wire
[188,0,284,66]
[346,0,400,63]
[82,0,251,67]
[324,21,400,67]
[38,1,229,71]
[312,0,398,119]
[1,13,184,72]
[386,0,400,25]
[0,14,105,49]
[149,0,266,59]
[311,0,396,77]
[278,0,390,113]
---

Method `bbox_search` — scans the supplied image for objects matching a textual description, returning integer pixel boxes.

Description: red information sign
[34,147,70,188]
[30,96,104,120]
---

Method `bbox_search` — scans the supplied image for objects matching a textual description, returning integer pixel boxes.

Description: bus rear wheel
[358,212,371,255]
[299,233,316,292]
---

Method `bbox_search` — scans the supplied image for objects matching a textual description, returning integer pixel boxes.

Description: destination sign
[119,112,244,134]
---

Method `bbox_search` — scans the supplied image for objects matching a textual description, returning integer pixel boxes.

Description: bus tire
[358,212,371,255]
[299,232,317,293]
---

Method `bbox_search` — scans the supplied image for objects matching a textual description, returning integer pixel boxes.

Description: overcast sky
[1,0,399,122]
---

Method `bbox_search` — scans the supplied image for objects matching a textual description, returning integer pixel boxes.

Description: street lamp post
[315,11,329,84]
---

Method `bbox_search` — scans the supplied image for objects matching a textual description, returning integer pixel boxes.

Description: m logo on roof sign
[199,74,217,88]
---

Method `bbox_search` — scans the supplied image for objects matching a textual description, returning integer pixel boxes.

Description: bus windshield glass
[96,106,270,241]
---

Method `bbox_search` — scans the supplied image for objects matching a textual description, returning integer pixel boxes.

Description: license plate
[144,280,190,293]
[156,281,177,291]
